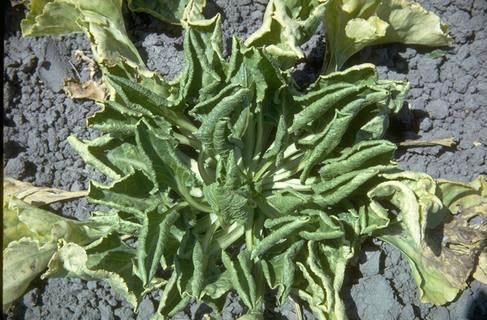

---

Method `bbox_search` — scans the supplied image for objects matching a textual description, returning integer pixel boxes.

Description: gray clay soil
[3,0,487,319]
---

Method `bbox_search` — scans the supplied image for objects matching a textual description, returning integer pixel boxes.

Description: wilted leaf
[2,182,111,309]
[473,250,487,284]
[323,0,452,72]
[245,0,326,68]
[10,0,29,6]
[21,0,143,65]
[372,174,486,305]
[398,137,457,148]
[127,0,206,25]
[296,239,353,320]
[64,78,106,101]
[437,176,487,211]
[4,197,103,248]
[4,177,87,206]
[44,240,141,307]
[3,239,57,309]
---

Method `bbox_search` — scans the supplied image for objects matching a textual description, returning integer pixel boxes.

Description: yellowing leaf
[245,0,326,68]
[127,0,206,25]
[437,176,487,212]
[64,79,106,101]
[4,177,87,206]
[21,0,143,65]
[3,240,58,310]
[44,240,140,307]
[373,174,486,305]
[3,197,34,250]
[473,250,487,284]
[323,0,452,72]
[2,184,109,309]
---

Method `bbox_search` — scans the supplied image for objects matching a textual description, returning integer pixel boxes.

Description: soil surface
[3,0,487,319]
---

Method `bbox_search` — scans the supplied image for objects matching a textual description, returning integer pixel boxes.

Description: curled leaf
[44,240,141,307]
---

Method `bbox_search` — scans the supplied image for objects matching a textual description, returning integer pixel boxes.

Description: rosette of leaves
[62,12,416,318]
[14,1,485,319]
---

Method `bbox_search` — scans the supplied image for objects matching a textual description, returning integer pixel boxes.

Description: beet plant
[3,0,486,319]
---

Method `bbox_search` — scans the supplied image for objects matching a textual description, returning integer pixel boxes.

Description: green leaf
[221,251,262,313]
[203,183,251,225]
[260,240,304,304]
[323,0,452,72]
[155,267,191,318]
[252,216,310,260]
[68,135,122,180]
[319,140,396,179]
[195,87,252,153]
[88,170,162,219]
[296,240,353,320]
[136,208,181,286]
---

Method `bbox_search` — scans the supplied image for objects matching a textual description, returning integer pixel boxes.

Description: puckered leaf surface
[60,9,435,316]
